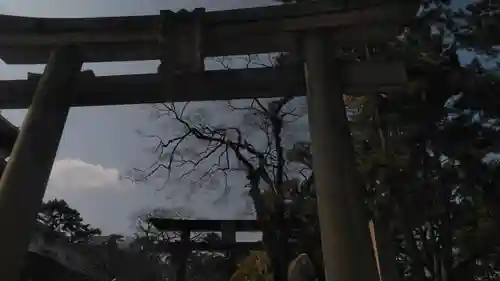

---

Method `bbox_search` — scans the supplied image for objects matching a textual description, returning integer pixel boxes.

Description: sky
[0,0,482,236]
[0,0,277,236]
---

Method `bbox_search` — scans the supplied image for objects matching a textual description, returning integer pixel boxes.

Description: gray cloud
[1,0,277,238]
[45,158,252,235]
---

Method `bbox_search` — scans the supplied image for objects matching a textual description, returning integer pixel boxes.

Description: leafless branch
[130,52,314,222]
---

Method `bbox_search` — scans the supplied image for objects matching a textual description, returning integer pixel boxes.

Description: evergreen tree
[37,199,101,243]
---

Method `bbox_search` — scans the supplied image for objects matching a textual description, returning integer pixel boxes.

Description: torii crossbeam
[0,1,419,281]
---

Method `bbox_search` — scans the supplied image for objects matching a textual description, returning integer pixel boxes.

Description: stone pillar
[288,253,316,281]
[303,30,380,281]
[222,222,237,271]
[176,229,191,281]
[159,8,205,94]
[0,45,82,281]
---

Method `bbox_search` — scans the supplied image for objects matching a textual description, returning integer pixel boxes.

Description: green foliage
[275,1,500,281]
[230,251,272,281]
[454,0,500,56]
[347,1,500,280]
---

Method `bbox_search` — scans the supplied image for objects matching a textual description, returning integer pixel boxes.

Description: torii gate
[0,1,418,280]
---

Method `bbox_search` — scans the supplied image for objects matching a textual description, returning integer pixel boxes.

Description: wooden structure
[0,1,420,281]
[150,218,391,281]
[150,218,272,281]
[23,222,103,281]
[0,62,407,109]
[0,114,18,227]
[149,218,301,250]
[20,253,96,281]
[0,115,18,162]
[0,2,414,64]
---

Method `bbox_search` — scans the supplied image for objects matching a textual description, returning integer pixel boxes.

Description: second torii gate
[0,1,419,281]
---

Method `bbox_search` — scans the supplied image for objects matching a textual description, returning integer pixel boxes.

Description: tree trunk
[248,177,288,281]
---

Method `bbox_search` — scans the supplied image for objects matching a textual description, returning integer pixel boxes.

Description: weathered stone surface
[288,253,317,281]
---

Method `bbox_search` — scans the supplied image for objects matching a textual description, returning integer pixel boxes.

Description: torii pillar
[303,30,380,281]
[0,46,82,281]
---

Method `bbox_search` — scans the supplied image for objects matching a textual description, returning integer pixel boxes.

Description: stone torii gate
[0,1,418,281]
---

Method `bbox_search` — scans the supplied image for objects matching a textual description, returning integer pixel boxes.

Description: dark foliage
[37,199,102,243]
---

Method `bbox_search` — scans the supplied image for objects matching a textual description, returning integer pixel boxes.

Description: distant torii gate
[148,218,292,281]
[0,1,418,281]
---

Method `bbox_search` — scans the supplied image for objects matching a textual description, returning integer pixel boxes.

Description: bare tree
[129,54,314,281]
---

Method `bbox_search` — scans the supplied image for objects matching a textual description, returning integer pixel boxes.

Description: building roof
[0,114,18,155]
[29,222,106,280]
[21,251,96,281]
